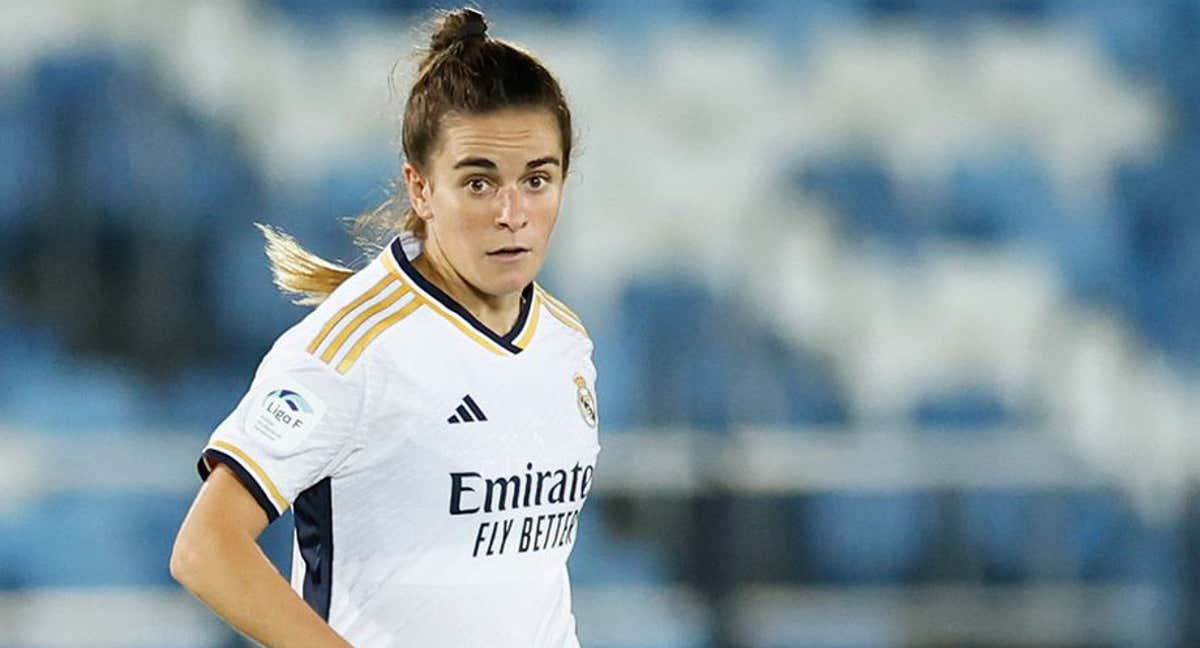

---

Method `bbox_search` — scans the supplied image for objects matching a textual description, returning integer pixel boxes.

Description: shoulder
[274,256,421,378]
[532,283,593,353]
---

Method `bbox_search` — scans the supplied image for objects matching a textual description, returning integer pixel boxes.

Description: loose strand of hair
[256,223,356,306]
[348,193,417,256]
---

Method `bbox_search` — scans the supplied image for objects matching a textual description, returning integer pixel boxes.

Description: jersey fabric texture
[196,236,600,647]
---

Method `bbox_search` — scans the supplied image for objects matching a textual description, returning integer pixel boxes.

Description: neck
[411,244,523,336]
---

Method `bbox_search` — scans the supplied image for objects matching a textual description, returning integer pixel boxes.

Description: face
[404,108,565,299]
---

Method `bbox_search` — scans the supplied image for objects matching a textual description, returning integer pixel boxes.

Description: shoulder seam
[535,283,584,323]
[535,284,589,339]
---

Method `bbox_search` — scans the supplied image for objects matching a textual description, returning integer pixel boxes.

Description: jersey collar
[386,237,536,355]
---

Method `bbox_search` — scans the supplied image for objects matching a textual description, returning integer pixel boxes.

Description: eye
[526,175,550,190]
[466,178,491,194]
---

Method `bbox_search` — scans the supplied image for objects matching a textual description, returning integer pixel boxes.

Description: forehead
[435,109,561,166]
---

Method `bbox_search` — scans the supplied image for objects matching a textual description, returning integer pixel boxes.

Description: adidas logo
[447,394,488,424]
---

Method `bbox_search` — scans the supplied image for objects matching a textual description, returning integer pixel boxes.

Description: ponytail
[257,193,408,306]
[257,224,354,306]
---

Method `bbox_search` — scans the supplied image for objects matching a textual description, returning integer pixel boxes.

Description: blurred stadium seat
[794,493,939,584]
[8,493,189,587]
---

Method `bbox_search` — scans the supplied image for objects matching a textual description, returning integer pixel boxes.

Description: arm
[170,464,353,648]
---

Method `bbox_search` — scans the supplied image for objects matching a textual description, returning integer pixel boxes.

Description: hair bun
[430,8,488,52]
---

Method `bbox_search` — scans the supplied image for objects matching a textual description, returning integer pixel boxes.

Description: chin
[481,260,539,296]
[482,271,534,298]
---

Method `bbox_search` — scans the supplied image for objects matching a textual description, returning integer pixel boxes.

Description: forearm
[173,530,351,648]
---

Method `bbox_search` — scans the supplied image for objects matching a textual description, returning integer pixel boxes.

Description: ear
[403,163,433,220]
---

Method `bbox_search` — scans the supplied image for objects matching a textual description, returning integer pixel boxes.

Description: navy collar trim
[389,238,533,354]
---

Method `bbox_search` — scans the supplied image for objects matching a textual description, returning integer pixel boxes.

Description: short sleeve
[196,347,366,522]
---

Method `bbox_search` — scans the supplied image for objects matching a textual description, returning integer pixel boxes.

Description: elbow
[169,531,206,591]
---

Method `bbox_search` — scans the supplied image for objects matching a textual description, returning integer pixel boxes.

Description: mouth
[486,246,531,260]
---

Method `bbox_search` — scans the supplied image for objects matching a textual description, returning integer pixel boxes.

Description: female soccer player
[169,8,599,647]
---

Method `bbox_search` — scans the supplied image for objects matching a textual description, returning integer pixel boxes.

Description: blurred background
[1,0,1198,646]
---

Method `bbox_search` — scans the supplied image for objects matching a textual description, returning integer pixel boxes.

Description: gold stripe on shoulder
[536,286,588,336]
[541,299,588,337]
[337,298,423,374]
[535,284,584,325]
[320,284,412,364]
[307,274,398,354]
[211,440,289,513]
[514,291,542,349]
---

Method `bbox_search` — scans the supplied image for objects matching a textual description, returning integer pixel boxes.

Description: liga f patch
[251,377,328,452]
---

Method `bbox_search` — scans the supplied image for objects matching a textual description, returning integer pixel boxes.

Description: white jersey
[196,236,600,647]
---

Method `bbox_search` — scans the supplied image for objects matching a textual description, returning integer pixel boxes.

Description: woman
[169,8,599,647]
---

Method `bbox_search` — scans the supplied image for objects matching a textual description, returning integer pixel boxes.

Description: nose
[495,185,528,232]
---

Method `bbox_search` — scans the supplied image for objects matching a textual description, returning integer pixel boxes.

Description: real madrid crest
[573,374,597,428]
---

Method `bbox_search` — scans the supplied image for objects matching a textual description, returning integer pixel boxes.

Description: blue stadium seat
[152,364,253,432]
[1159,0,1200,126]
[912,385,1016,432]
[28,51,253,238]
[1044,204,1133,308]
[864,0,1051,24]
[30,54,144,218]
[959,490,1034,581]
[961,489,1168,582]
[945,151,1133,307]
[1118,149,1200,368]
[1,355,150,433]
[568,497,669,585]
[794,493,937,583]
[270,0,412,24]
[792,155,919,252]
[1065,2,1164,76]
[749,0,866,58]
[206,222,313,352]
[1064,491,1171,582]
[4,489,291,588]
[178,120,264,227]
[728,329,849,427]
[0,318,62,388]
[589,319,644,430]
[15,492,191,587]
[942,152,1052,244]
[310,156,397,248]
[601,279,849,431]
[28,53,122,119]
[610,280,732,431]
[580,0,681,48]
[0,515,27,590]
[0,92,52,246]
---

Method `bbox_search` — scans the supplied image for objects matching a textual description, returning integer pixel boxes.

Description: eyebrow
[452,156,561,170]
[453,157,497,170]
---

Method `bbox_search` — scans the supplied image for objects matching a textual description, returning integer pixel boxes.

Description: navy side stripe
[295,478,334,620]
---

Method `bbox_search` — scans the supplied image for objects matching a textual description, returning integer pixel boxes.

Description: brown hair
[263,7,573,305]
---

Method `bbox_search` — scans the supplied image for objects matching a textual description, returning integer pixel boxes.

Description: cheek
[432,192,488,236]
[530,193,562,229]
